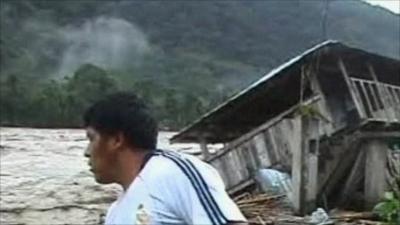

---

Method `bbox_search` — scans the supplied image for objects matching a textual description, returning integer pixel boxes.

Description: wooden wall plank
[253,133,272,168]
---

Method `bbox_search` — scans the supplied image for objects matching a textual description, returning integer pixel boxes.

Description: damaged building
[170,40,400,215]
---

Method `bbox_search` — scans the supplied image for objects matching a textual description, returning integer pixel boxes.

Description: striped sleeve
[155,150,246,225]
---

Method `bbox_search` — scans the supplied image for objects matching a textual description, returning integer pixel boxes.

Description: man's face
[84,127,118,184]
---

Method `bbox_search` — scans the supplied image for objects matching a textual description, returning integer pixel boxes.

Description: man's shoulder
[142,150,188,180]
[137,150,198,203]
[142,149,213,183]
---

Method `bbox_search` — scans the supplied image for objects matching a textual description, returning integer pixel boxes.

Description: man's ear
[107,131,125,151]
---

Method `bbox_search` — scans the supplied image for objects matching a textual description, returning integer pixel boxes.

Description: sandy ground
[0,127,215,224]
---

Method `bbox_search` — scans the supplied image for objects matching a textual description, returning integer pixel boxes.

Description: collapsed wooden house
[170,41,400,214]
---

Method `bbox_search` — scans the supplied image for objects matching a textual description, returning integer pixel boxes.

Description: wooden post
[306,118,320,213]
[364,139,388,209]
[338,59,367,119]
[291,115,321,214]
[291,116,304,215]
[291,115,316,215]
[199,137,210,159]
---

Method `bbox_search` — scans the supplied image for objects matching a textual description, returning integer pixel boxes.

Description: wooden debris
[356,219,385,225]
[235,193,385,225]
[235,193,309,225]
[330,211,376,221]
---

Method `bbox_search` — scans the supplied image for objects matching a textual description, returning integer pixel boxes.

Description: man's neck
[116,149,149,191]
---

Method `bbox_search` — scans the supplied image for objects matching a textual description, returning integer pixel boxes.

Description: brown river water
[0,127,215,225]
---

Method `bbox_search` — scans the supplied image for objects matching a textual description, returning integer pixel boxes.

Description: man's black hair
[83,92,158,150]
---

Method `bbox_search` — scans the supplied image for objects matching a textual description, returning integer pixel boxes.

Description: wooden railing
[350,78,400,122]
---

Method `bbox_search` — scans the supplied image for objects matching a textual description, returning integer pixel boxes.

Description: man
[83,92,247,225]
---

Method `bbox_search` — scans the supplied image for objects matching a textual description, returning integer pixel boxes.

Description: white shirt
[105,149,246,225]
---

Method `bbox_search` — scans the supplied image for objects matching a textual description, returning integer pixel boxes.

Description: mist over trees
[0,0,398,129]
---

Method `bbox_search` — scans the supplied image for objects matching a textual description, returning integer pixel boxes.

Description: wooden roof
[171,41,400,143]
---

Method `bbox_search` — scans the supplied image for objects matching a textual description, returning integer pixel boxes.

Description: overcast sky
[365,0,400,14]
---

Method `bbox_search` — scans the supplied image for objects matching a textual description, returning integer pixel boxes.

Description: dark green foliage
[0,64,119,127]
[0,0,398,129]
[374,191,400,224]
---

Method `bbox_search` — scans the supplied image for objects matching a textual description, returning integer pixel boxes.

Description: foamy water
[0,127,213,224]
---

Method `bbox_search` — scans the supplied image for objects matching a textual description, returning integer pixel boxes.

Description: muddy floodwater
[0,127,211,225]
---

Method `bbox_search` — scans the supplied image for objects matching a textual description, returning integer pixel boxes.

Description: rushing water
[0,127,210,225]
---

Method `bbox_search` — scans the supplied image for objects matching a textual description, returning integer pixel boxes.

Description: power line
[321,0,331,41]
